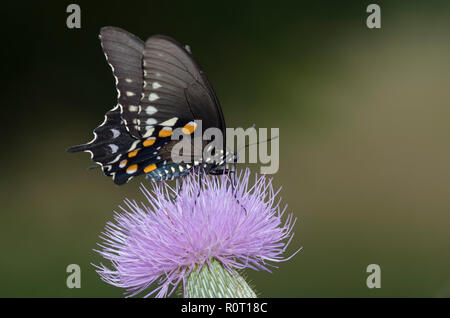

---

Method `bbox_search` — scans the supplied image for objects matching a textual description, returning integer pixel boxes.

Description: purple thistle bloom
[94,168,299,298]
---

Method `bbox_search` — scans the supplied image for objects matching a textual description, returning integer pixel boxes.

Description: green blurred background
[1,0,450,297]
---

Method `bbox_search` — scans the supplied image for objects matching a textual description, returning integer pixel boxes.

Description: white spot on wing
[85,104,120,144]
[128,140,140,152]
[146,106,157,115]
[143,127,155,138]
[108,155,121,164]
[110,129,120,138]
[126,91,135,97]
[146,118,157,125]
[152,82,162,89]
[148,93,159,101]
[108,144,119,154]
[159,117,178,127]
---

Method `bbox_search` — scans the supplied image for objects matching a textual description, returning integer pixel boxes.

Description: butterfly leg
[194,168,204,206]
[177,180,183,196]
[198,172,202,197]
[230,163,247,214]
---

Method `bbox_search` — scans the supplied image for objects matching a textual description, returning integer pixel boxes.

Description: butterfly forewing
[136,35,225,134]
[99,27,145,138]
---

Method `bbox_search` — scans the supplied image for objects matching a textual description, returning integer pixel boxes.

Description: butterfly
[67,27,234,185]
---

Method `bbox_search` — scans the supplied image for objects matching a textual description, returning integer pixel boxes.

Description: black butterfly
[68,27,233,185]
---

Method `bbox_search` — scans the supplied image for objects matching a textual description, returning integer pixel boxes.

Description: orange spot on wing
[128,149,140,158]
[144,163,157,173]
[158,127,172,138]
[119,160,128,168]
[182,122,197,134]
[126,164,138,174]
[143,138,156,147]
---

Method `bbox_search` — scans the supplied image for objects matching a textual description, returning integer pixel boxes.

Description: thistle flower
[94,168,299,298]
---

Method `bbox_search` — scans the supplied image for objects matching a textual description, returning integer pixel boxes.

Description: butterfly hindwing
[103,126,178,185]
[67,105,137,169]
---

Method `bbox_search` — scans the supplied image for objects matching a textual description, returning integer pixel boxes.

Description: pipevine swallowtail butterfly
[67,27,233,185]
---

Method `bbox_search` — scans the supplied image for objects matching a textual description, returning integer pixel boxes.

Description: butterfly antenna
[235,123,278,151]
[239,135,279,151]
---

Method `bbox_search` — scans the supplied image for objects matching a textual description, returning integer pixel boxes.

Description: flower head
[94,169,298,297]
